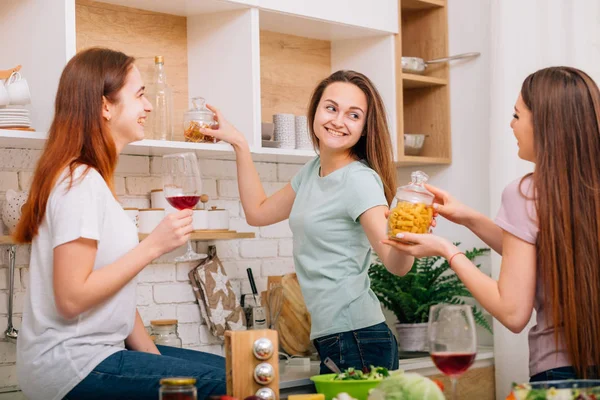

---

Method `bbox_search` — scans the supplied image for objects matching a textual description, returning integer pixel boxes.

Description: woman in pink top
[384,66,600,381]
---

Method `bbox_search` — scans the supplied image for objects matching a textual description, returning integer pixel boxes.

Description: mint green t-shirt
[289,156,388,340]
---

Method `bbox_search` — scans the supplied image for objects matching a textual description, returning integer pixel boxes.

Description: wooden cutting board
[276,273,313,356]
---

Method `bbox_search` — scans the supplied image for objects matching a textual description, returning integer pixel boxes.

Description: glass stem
[451,377,458,400]
[186,240,194,255]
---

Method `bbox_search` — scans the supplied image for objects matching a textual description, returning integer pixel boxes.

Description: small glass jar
[183,97,219,143]
[150,319,183,348]
[159,377,197,400]
[388,171,435,240]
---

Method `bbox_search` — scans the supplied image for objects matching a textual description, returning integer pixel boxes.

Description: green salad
[333,366,390,381]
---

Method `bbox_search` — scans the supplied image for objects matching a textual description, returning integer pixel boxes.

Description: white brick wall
[0,150,302,391]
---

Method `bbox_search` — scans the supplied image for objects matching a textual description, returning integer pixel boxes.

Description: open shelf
[402,73,447,89]
[396,0,451,163]
[1,231,255,245]
[0,129,316,164]
[396,155,451,167]
[401,0,445,11]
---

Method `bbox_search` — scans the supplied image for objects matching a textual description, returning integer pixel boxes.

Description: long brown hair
[13,48,134,243]
[307,70,397,204]
[522,66,600,378]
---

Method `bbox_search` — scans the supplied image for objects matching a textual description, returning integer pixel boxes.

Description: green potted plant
[369,245,492,352]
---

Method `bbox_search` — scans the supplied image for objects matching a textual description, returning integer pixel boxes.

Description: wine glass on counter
[162,152,205,262]
[428,304,477,400]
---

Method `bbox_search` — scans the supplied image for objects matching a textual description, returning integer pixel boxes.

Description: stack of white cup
[273,113,296,149]
[294,116,312,150]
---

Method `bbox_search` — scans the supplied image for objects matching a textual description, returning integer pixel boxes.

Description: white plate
[0,115,29,121]
[0,123,30,127]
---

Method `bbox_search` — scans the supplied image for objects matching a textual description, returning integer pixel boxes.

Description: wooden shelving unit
[0,231,255,245]
[396,0,451,166]
[401,0,445,11]
[402,73,447,89]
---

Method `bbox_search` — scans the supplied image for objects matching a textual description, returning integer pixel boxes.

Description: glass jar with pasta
[388,170,435,241]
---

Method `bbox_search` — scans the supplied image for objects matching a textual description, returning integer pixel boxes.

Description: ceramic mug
[5,72,31,106]
[208,206,229,230]
[123,208,139,230]
[193,209,208,230]
[150,189,177,214]
[1,189,29,233]
[138,208,164,234]
[0,83,9,106]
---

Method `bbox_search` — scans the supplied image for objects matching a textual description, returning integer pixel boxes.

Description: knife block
[225,329,280,399]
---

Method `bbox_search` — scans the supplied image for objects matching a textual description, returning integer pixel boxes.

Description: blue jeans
[64,345,226,399]
[530,366,577,382]
[530,366,599,382]
[313,322,399,375]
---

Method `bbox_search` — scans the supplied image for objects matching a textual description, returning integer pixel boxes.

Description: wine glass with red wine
[162,152,205,262]
[428,304,477,400]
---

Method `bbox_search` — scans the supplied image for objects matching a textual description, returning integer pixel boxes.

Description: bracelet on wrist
[448,251,465,268]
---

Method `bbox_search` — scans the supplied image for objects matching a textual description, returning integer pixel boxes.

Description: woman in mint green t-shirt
[201,70,414,373]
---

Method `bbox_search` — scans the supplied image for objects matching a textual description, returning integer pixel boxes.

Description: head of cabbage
[368,372,445,400]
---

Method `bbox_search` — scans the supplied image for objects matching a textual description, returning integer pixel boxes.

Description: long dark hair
[307,70,396,204]
[522,66,600,378]
[14,47,134,243]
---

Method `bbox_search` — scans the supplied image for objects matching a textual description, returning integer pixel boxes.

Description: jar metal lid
[151,319,178,326]
[139,208,165,211]
[150,189,163,193]
[160,377,196,386]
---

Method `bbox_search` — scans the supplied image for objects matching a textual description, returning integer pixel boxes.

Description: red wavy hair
[13,48,134,243]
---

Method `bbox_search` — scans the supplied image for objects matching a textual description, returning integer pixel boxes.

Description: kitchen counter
[279,347,495,397]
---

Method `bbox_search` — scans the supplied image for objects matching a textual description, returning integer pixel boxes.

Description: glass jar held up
[387,171,435,242]
[183,97,219,143]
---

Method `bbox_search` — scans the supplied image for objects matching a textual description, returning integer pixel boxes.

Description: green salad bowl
[310,373,382,400]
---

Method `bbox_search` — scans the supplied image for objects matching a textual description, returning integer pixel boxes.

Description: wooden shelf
[0,231,256,245]
[140,231,255,241]
[401,0,445,11]
[396,155,451,167]
[402,73,447,89]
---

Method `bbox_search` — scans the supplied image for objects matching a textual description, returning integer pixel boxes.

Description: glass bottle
[388,171,435,240]
[183,97,219,143]
[150,319,183,348]
[159,377,197,400]
[148,55,174,141]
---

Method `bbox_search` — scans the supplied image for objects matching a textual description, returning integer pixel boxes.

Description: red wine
[166,195,200,210]
[430,352,476,377]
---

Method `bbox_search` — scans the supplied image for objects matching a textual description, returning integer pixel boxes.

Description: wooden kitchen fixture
[225,329,280,399]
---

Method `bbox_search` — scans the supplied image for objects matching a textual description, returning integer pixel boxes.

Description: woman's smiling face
[312,81,368,154]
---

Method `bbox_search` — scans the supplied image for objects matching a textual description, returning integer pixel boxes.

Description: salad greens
[333,366,390,381]
[368,372,445,400]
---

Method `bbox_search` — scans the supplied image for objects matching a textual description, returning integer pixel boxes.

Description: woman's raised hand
[426,184,475,227]
[201,104,248,150]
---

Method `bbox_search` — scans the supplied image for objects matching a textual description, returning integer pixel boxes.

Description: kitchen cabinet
[0,0,452,166]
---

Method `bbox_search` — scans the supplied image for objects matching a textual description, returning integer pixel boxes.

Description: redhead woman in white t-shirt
[13,48,226,400]
[383,66,600,382]
[200,70,414,374]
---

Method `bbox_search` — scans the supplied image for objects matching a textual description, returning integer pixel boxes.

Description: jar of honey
[388,171,435,240]
[159,377,197,400]
[183,97,219,143]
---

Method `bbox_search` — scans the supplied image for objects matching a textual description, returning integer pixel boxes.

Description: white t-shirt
[17,166,139,400]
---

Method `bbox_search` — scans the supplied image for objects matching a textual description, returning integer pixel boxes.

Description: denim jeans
[313,322,399,375]
[64,345,226,399]
[530,366,599,382]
